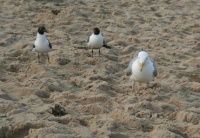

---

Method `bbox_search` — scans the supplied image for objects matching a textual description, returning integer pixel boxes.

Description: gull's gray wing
[48,40,52,49]
[149,57,157,77]
[100,32,105,45]
[101,32,111,49]
[102,39,111,49]
[103,39,106,45]
[125,57,137,76]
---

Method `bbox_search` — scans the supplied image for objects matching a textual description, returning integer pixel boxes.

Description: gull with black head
[87,27,111,57]
[33,26,52,63]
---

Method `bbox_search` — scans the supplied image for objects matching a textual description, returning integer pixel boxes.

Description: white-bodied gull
[33,26,52,63]
[87,27,111,57]
[126,51,157,91]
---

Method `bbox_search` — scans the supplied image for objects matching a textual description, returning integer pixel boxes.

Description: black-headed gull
[87,27,111,57]
[33,26,52,63]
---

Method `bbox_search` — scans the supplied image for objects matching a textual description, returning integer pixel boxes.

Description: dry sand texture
[0,0,200,137]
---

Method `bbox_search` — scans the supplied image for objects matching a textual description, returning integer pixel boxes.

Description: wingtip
[102,45,112,49]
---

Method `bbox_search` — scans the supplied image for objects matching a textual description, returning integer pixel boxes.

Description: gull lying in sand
[33,26,52,63]
[87,27,111,57]
[126,51,157,91]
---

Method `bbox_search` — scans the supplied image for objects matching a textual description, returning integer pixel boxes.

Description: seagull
[32,26,52,63]
[87,27,111,57]
[126,51,157,91]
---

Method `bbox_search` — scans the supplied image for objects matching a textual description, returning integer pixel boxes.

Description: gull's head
[38,26,48,35]
[93,27,100,35]
[138,51,149,72]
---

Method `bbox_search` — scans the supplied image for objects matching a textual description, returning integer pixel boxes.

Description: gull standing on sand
[126,51,157,91]
[87,27,111,57]
[33,26,52,63]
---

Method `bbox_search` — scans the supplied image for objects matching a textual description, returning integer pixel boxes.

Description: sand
[0,0,200,138]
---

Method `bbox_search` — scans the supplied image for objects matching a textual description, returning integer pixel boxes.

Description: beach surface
[0,0,200,137]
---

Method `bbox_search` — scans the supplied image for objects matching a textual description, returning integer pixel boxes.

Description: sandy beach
[0,0,200,137]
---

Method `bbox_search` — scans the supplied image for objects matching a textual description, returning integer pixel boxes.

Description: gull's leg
[92,48,93,58]
[47,53,50,63]
[99,49,100,57]
[132,80,135,93]
[38,53,40,63]
[146,82,149,89]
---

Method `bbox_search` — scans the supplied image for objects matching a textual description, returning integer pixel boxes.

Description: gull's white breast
[33,34,50,53]
[87,33,103,49]
[130,59,154,83]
